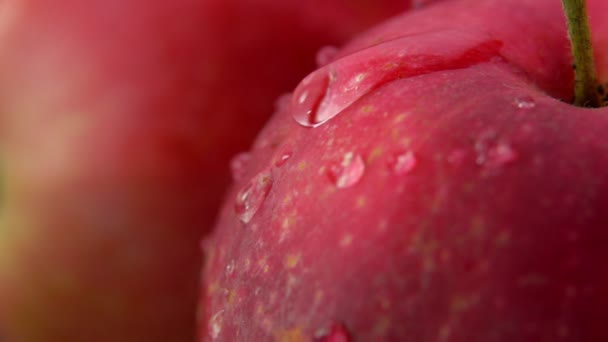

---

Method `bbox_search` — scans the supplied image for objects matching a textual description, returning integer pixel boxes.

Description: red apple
[199,0,608,340]
[0,0,411,340]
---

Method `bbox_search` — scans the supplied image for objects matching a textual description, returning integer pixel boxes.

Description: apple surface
[199,0,608,340]
[0,0,410,340]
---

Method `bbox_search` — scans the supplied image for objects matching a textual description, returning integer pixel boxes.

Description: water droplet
[328,152,365,188]
[275,151,293,167]
[225,260,236,276]
[292,69,331,127]
[208,310,225,340]
[514,96,536,109]
[474,130,497,165]
[235,170,273,223]
[475,132,518,168]
[292,31,503,128]
[486,143,518,167]
[316,45,339,67]
[388,151,417,175]
[230,152,252,182]
[315,322,351,342]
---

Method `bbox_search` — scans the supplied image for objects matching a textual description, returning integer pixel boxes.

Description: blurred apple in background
[0,0,412,340]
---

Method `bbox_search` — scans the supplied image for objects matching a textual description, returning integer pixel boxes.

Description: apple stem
[561,0,603,107]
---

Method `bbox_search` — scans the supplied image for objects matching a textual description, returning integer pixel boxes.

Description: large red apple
[199,0,608,340]
[0,0,411,340]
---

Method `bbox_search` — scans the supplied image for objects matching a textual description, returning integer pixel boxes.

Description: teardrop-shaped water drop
[275,151,293,167]
[513,96,536,109]
[316,45,339,67]
[388,151,417,175]
[292,31,502,129]
[315,322,351,342]
[235,170,273,223]
[230,152,252,182]
[328,152,365,188]
[291,69,331,127]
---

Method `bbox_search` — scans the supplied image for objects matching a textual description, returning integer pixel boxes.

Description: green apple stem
[561,0,603,107]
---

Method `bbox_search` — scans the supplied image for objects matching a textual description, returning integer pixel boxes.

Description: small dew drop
[475,132,518,168]
[474,130,497,166]
[316,45,339,67]
[315,322,351,342]
[388,151,417,175]
[328,152,365,188]
[235,170,273,223]
[208,310,225,340]
[230,152,252,182]
[514,96,536,109]
[486,143,518,167]
[225,260,235,276]
[275,151,293,167]
[292,70,331,127]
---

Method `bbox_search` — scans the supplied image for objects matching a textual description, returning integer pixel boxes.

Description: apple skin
[0,0,411,341]
[199,0,608,341]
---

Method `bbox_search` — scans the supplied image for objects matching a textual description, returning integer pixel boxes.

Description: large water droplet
[513,96,536,109]
[208,310,225,340]
[235,170,273,223]
[230,152,252,182]
[388,151,417,175]
[291,70,331,127]
[316,45,339,67]
[292,31,503,128]
[328,152,365,188]
[315,323,351,342]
